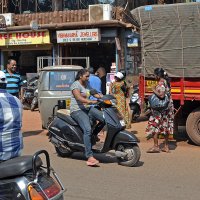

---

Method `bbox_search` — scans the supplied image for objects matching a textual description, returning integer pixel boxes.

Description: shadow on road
[68,152,117,164]
[159,141,177,151]
[132,115,149,123]
[23,130,44,137]
[61,151,144,167]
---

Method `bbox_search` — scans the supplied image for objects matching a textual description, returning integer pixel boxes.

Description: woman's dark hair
[154,67,170,88]
[75,68,89,81]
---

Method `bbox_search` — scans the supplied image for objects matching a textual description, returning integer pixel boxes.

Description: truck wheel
[55,145,73,157]
[116,144,141,167]
[186,108,200,146]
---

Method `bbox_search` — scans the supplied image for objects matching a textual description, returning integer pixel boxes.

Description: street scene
[22,110,200,200]
[0,0,200,200]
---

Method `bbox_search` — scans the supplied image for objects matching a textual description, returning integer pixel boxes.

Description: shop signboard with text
[0,30,50,46]
[57,29,101,43]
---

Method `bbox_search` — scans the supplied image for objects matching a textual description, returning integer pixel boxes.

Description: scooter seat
[57,109,78,126]
[0,155,42,179]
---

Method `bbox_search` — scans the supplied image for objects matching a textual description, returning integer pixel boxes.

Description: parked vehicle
[22,76,38,111]
[47,94,141,167]
[131,3,200,145]
[0,150,65,200]
[129,84,141,121]
[38,65,83,129]
[31,88,38,111]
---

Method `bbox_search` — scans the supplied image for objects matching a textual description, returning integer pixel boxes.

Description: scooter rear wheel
[116,144,141,167]
[55,145,73,157]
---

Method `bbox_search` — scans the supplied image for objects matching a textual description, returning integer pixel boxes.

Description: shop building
[0,0,191,77]
[0,3,140,77]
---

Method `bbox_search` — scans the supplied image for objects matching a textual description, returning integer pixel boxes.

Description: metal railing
[37,56,90,72]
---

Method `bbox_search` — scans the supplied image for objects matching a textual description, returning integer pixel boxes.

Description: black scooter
[129,84,141,121]
[47,95,141,167]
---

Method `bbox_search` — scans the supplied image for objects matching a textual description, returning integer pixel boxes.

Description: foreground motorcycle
[129,84,141,121]
[0,150,65,200]
[47,94,141,167]
[22,77,38,111]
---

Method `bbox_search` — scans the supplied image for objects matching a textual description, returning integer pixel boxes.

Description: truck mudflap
[112,130,140,149]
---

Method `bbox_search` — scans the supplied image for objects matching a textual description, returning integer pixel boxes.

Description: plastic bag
[148,94,169,111]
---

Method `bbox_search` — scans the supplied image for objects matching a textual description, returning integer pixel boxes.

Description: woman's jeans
[71,107,104,158]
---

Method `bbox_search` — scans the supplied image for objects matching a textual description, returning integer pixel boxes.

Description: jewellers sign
[57,29,101,43]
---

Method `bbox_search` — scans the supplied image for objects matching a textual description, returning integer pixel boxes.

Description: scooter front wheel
[116,144,141,167]
[55,145,73,157]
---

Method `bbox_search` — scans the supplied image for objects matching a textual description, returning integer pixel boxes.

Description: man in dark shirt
[95,67,106,95]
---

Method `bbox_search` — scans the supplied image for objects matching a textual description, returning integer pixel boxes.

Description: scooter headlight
[103,99,117,106]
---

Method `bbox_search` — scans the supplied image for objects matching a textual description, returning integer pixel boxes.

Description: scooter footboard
[112,130,140,149]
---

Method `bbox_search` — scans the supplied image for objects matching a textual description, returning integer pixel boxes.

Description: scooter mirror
[58,100,66,109]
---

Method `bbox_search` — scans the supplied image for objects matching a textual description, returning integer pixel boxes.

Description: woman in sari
[109,72,131,129]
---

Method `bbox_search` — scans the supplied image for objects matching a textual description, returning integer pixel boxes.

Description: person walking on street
[109,72,131,129]
[3,59,23,98]
[0,71,23,162]
[146,68,174,153]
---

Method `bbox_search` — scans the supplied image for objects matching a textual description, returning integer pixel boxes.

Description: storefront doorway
[2,48,52,78]
[61,42,115,73]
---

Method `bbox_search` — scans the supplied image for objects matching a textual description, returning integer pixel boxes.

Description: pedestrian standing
[95,66,106,95]
[88,67,102,101]
[0,71,23,162]
[146,68,174,153]
[109,72,131,129]
[3,59,23,98]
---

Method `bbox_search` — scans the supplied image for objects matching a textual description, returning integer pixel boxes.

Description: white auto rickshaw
[38,65,83,128]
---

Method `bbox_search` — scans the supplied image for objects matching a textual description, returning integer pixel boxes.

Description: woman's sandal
[146,146,160,153]
[86,157,99,167]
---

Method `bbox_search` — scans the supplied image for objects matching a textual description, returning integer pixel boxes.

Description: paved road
[22,110,200,200]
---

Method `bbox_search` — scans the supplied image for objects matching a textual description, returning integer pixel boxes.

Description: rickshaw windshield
[49,71,75,91]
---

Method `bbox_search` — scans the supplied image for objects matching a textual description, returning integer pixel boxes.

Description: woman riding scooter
[70,69,104,167]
